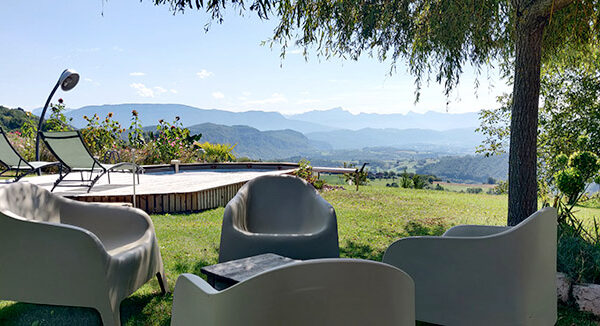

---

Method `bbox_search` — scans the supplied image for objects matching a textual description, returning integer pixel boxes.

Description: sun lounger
[41,131,143,192]
[0,127,60,181]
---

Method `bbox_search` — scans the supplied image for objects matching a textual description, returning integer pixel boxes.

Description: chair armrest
[0,213,110,298]
[224,194,248,232]
[382,235,525,322]
[171,274,218,326]
[58,199,152,248]
[442,224,511,237]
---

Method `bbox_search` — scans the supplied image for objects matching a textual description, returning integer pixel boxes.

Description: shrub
[148,117,202,164]
[80,112,125,158]
[312,179,325,190]
[546,144,600,284]
[293,159,329,190]
[466,187,483,194]
[293,159,317,184]
[44,100,72,132]
[553,200,600,284]
[199,142,237,162]
[341,162,369,191]
[412,175,427,189]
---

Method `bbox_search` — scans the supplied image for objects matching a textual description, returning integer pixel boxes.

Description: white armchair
[218,175,339,262]
[171,259,415,326]
[0,183,168,326]
[382,207,557,326]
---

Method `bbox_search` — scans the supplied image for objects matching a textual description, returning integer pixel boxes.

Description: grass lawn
[1,184,599,325]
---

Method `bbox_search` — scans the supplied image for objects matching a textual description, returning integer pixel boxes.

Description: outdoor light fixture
[35,69,80,162]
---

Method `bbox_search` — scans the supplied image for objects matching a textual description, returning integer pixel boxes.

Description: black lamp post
[35,69,80,161]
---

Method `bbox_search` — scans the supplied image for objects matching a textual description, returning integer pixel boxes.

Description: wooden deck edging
[66,181,248,214]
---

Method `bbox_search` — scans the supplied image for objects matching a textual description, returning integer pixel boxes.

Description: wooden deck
[3,168,296,214]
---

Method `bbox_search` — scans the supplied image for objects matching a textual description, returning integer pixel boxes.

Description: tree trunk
[507,18,546,226]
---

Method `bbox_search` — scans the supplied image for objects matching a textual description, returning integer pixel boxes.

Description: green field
[1,184,599,325]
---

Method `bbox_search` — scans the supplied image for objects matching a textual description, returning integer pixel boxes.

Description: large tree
[150,0,599,225]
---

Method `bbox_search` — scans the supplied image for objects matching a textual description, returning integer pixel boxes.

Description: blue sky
[0,0,510,115]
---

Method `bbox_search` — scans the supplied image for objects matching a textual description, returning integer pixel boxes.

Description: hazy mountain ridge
[65,104,334,134]
[64,104,480,133]
[287,107,480,131]
[306,127,483,153]
[185,123,329,160]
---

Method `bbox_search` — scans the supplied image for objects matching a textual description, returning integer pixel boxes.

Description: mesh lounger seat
[171,259,415,326]
[0,183,168,326]
[218,175,339,262]
[0,127,60,181]
[382,207,557,325]
[41,131,143,192]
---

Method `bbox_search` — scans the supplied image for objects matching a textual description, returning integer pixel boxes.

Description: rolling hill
[185,123,330,160]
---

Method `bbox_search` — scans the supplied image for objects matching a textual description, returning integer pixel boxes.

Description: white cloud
[244,93,287,105]
[170,89,178,94]
[154,86,168,94]
[129,72,146,76]
[212,91,225,99]
[84,78,93,82]
[242,91,252,96]
[130,83,154,98]
[197,69,214,79]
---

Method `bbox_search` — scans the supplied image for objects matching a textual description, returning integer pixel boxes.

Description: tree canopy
[153,0,597,94]
[150,0,600,224]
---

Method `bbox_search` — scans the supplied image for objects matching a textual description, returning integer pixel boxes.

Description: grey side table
[200,253,299,290]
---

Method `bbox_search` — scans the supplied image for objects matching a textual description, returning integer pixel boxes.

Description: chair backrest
[0,128,28,168]
[0,183,61,223]
[243,175,328,234]
[177,259,415,326]
[41,131,98,170]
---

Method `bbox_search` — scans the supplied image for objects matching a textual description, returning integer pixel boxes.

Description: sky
[0,1,511,115]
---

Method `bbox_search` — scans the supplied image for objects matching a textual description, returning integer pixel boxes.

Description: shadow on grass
[0,302,100,326]
[0,289,172,326]
[404,217,448,237]
[173,248,219,278]
[340,240,385,261]
[121,292,172,326]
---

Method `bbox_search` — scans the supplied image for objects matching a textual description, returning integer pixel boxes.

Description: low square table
[201,253,299,290]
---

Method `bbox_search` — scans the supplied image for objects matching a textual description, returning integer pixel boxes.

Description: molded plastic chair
[218,175,339,262]
[41,131,143,192]
[382,207,557,326]
[171,259,415,326]
[0,127,60,181]
[0,183,168,326]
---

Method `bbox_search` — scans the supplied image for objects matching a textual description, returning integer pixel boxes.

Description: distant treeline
[0,106,36,131]
[416,155,508,184]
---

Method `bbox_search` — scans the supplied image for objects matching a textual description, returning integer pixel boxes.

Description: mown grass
[1,185,599,325]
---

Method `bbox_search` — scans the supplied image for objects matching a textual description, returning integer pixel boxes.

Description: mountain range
[306,128,482,151]
[60,103,480,133]
[288,107,479,130]
[62,104,332,134]
[31,103,485,157]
